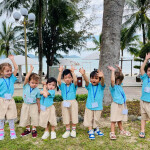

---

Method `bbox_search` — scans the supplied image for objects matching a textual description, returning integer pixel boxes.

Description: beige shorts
[110,102,128,122]
[39,105,57,128]
[0,98,17,120]
[19,103,39,127]
[61,100,78,125]
[140,100,150,120]
[83,108,102,128]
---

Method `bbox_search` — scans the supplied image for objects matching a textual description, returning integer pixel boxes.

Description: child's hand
[58,65,64,72]
[115,65,122,72]
[30,65,34,70]
[70,65,76,73]
[42,81,46,85]
[97,70,104,78]
[108,66,116,71]
[8,55,14,60]
[79,67,85,75]
[145,53,150,61]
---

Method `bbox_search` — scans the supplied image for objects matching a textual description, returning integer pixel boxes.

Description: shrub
[13,96,23,103]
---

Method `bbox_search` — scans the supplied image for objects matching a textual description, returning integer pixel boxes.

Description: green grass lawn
[1,120,150,150]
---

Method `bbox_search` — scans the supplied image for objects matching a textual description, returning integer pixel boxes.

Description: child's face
[3,66,12,78]
[47,82,56,90]
[90,75,100,86]
[29,79,39,88]
[63,74,73,85]
[147,68,150,77]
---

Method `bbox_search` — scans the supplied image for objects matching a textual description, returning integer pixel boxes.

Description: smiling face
[2,66,12,78]
[47,81,56,90]
[29,79,39,88]
[63,73,73,85]
[147,68,150,78]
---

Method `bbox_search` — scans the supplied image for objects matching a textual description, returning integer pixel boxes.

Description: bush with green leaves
[13,96,23,103]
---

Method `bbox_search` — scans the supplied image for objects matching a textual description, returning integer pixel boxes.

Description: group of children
[0,53,150,141]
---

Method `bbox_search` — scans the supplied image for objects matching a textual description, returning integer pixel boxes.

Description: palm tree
[123,0,150,45]
[0,20,24,57]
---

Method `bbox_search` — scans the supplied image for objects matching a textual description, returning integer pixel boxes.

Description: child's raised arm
[24,65,34,85]
[140,53,150,75]
[79,67,89,86]
[108,66,116,87]
[116,65,124,76]
[70,65,77,86]
[57,66,63,85]
[97,70,105,86]
[8,55,18,76]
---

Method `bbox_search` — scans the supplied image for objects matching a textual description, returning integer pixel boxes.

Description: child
[79,68,105,140]
[139,53,150,138]
[57,66,78,138]
[108,65,131,140]
[39,77,57,140]
[0,55,18,140]
[19,65,40,138]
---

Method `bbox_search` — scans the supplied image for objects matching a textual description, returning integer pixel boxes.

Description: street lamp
[13,8,35,74]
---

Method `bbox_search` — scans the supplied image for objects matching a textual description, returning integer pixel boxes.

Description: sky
[0,0,142,59]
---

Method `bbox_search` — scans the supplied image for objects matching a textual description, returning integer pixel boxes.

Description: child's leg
[32,126,37,138]
[72,124,76,130]
[110,122,116,139]
[66,124,70,131]
[62,124,70,138]
[117,121,123,131]
[140,120,146,138]
[0,119,5,140]
[8,119,17,139]
[51,126,56,139]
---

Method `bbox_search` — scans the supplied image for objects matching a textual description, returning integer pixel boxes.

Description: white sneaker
[62,131,70,138]
[41,131,50,140]
[71,130,76,138]
[51,131,56,139]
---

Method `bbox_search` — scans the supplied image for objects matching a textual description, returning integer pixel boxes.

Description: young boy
[57,66,78,138]
[79,68,105,140]
[108,65,131,140]
[139,53,150,138]
[19,65,40,138]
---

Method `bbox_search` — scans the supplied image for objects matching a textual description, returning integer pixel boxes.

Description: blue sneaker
[94,128,104,136]
[88,130,95,140]
[10,130,17,139]
[0,131,4,140]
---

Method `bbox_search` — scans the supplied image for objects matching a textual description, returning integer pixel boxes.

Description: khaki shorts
[140,100,150,120]
[83,108,102,128]
[0,98,17,120]
[110,102,128,122]
[19,103,39,127]
[39,105,57,128]
[61,100,78,125]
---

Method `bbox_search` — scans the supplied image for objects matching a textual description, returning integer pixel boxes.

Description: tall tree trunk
[38,0,43,83]
[99,0,125,106]
[142,23,146,45]
[121,49,123,69]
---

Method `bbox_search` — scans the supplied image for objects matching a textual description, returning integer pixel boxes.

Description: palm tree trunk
[38,0,43,83]
[142,23,146,45]
[99,0,125,106]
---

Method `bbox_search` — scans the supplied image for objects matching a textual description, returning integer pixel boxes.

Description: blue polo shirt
[23,83,40,104]
[109,84,126,104]
[40,90,55,107]
[140,73,150,102]
[59,82,77,100]
[85,83,105,110]
[0,74,17,98]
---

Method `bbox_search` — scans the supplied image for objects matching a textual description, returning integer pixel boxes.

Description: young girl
[108,65,131,140]
[0,55,18,140]
[19,65,40,138]
[39,77,58,140]
[139,53,150,138]
[79,68,105,140]
[57,66,78,139]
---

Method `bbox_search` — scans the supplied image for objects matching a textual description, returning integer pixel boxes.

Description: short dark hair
[46,77,57,87]
[90,69,101,81]
[46,77,59,91]
[62,69,73,78]
[145,63,150,72]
